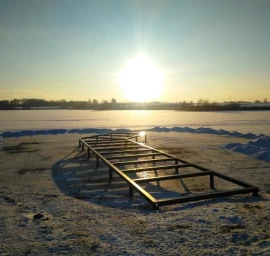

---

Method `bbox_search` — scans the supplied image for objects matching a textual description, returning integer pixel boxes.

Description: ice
[1,110,270,135]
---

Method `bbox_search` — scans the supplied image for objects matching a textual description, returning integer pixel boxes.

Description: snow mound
[0,128,119,137]
[225,135,270,162]
[1,126,262,139]
[1,126,269,163]
[249,136,270,148]
[150,126,261,139]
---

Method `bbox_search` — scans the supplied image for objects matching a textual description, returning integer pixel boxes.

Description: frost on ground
[0,132,270,255]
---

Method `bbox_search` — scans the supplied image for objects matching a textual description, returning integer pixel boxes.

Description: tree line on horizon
[0,98,117,110]
[0,97,269,111]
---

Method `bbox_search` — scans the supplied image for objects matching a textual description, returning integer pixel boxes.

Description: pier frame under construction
[79,132,259,209]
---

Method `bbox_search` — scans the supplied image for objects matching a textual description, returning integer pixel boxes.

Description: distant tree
[255,99,261,103]
[10,99,21,106]
[111,98,117,104]
[93,99,98,104]
[197,98,210,105]
[264,98,268,103]
[88,99,91,104]
[0,100,10,109]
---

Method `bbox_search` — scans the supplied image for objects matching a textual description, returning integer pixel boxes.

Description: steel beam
[157,187,259,206]
[106,153,164,160]
[113,158,176,166]
[122,164,193,173]
[133,171,213,183]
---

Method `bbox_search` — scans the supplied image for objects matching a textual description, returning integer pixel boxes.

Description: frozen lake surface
[0,109,270,135]
[1,110,270,162]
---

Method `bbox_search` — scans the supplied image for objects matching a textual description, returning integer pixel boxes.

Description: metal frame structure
[79,132,259,209]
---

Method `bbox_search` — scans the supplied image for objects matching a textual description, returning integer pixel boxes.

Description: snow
[1,132,269,255]
[225,135,270,162]
[1,110,270,135]
[1,111,270,255]
[1,126,269,163]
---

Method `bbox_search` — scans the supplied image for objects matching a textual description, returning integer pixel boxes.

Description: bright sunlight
[118,53,165,102]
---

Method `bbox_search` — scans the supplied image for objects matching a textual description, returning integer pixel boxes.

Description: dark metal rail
[79,132,259,209]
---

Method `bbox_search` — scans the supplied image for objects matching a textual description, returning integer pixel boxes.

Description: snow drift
[1,126,269,162]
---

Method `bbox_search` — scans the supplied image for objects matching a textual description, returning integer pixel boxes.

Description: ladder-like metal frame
[79,132,259,209]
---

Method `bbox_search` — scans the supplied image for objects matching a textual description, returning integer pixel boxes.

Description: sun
[118,53,165,102]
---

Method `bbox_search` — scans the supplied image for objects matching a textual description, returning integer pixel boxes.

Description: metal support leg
[88,148,91,158]
[253,189,259,196]
[82,143,84,151]
[109,167,113,180]
[79,140,81,148]
[175,159,179,174]
[129,185,133,197]
[210,174,215,189]
[154,203,159,210]
[96,156,99,167]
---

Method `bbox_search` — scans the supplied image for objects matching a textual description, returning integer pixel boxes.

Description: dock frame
[79,132,259,209]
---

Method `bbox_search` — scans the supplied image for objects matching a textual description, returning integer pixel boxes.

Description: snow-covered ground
[0,132,269,255]
[1,110,270,254]
[1,126,270,163]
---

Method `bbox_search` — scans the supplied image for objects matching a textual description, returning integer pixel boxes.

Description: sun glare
[118,53,165,102]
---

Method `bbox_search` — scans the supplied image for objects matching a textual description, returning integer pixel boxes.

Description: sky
[0,0,270,103]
